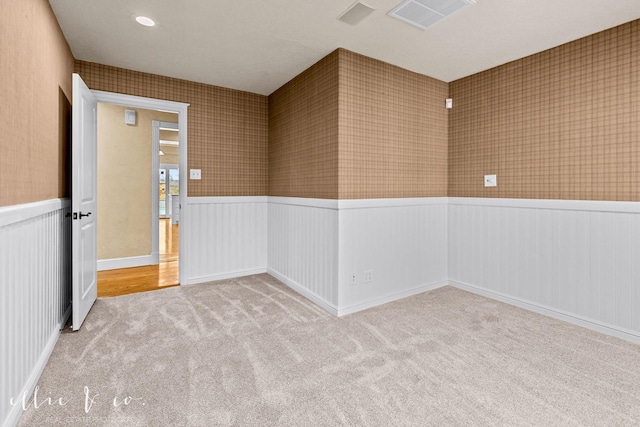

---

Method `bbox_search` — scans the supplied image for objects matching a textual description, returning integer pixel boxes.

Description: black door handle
[79,212,92,218]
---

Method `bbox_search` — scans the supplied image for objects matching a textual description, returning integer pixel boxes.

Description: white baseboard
[449,280,640,345]
[5,305,71,427]
[337,280,448,317]
[267,269,339,316]
[268,268,447,318]
[185,268,268,285]
[97,254,157,271]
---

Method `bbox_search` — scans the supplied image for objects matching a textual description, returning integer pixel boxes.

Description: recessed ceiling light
[135,16,156,27]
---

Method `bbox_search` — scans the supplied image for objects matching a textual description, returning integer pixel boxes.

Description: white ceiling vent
[338,2,376,26]
[389,0,476,30]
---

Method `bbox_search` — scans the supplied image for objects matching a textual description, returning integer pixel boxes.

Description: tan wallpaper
[0,0,74,207]
[97,103,178,260]
[339,49,449,199]
[268,49,448,199]
[75,61,268,197]
[449,19,640,201]
[268,50,340,198]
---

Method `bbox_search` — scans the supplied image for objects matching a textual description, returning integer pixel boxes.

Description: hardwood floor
[98,219,179,297]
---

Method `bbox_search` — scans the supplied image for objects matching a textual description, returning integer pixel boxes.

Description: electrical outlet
[363,270,372,283]
[190,169,202,180]
[350,272,357,286]
[484,174,497,187]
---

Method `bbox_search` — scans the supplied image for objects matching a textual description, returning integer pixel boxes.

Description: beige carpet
[17,274,640,426]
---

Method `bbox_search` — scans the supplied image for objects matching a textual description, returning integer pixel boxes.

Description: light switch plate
[484,174,497,187]
[190,169,202,180]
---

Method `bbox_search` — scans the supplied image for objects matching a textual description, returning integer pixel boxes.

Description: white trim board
[336,280,448,317]
[338,196,448,210]
[97,254,158,271]
[187,196,268,205]
[267,196,449,210]
[0,198,69,227]
[185,268,268,285]
[4,306,70,427]
[449,197,640,213]
[268,196,338,210]
[268,269,339,316]
[450,280,640,345]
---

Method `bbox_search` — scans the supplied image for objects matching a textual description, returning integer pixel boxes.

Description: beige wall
[449,19,640,201]
[97,103,178,260]
[0,0,75,207]
[76,60,269,197]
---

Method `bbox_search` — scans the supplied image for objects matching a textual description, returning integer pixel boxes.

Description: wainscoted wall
[0,199,72,427]
[448,198,640,343]
[266,197,447,316]
[182,197,267,284]
[338,198,448,315]
[267,198,340,312]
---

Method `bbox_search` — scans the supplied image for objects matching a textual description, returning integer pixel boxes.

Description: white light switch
[190,169,202,180]
[484,174,497,187]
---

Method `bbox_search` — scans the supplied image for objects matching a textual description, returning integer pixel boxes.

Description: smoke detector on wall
[389,0,476,30]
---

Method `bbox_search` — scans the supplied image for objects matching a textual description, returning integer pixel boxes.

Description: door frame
[158,163,179,219]
[153,120,179,264]
[93,90,189,285]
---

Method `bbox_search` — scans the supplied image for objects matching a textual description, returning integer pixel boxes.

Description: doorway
[159,166,179,219]
[91,92,188,297]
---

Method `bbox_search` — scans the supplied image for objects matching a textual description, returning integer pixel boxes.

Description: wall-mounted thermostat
[125,109,136,125]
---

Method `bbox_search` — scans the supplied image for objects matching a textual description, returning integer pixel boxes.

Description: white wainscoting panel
[183,197,267,285]
[448,198,640,342]
[338,198,448,315]
[0,199,71,427]
[267,197,339,313]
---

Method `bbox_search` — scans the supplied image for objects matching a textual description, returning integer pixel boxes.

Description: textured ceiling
[49,0,640,95]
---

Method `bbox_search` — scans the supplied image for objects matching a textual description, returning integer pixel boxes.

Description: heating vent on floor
[388,0,476,30]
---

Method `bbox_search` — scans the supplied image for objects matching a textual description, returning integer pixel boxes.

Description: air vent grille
[389,0,475,30]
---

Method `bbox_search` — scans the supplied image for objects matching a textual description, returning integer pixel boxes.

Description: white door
[71,73,98,331]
